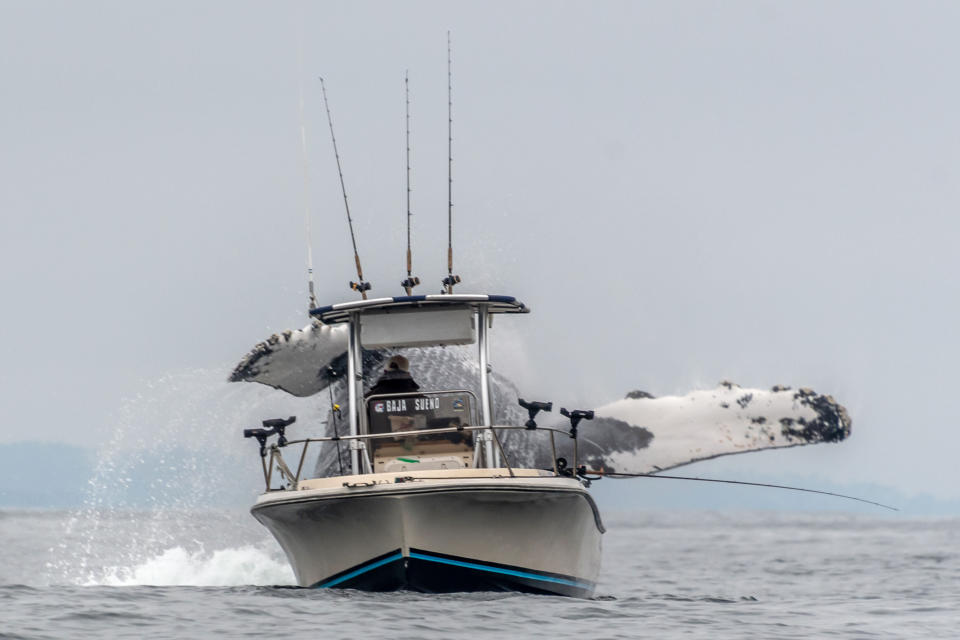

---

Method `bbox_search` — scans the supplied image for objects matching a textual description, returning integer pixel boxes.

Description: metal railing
[253,423,574,492]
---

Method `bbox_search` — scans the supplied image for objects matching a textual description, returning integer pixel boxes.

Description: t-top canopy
[309,294,528,325]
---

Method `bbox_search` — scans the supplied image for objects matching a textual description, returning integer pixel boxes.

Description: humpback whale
[229,326,851,478]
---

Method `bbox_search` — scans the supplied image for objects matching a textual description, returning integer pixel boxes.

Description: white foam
[93,545,295,587]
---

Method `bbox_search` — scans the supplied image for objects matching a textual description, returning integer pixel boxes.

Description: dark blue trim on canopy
[308,294,527,324]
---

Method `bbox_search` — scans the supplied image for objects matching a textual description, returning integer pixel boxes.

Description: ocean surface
[0,509,956,639]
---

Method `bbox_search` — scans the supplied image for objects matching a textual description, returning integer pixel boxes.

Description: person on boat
[365,354,471,453]
[366,354,420,397]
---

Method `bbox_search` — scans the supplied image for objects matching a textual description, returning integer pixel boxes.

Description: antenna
[319,76,371,299]
[401,70,420,296]
[442,31,461,294]
[297,38,318,311]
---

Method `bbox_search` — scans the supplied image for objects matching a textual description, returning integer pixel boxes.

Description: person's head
[385,355,410,373]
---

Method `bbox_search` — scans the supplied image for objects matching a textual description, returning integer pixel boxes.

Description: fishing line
[319,76,370,299]
[591,471,898,511]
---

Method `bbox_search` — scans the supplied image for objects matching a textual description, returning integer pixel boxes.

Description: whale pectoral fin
[228,322,349,397]
[509,383,852,475]
[587,383,851,474]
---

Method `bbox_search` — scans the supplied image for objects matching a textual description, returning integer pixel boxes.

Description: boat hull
[251,475,603,597]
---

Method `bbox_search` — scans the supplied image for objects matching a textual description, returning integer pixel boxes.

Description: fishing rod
[327,369,345,475]
[297,39,318,311]
[442,31,461,294]
[319,76,371,299]
[401,70,420,295]
[587,470,898,511]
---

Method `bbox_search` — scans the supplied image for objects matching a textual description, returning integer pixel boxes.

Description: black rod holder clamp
[560,408,594,439]
[244,416,296,456]
[262,416,296,447]
[243,428,273,458]
[518,398,552,429]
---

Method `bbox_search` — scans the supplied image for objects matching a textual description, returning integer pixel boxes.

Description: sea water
[1,509,956,639]
[5,369,954,638]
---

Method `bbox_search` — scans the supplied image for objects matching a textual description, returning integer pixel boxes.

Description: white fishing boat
[230,41,862,596]
[244,294,602,596]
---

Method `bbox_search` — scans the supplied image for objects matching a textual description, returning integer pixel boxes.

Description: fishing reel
[350,280,371,294]
[560,408,594,439]
[441,274,461,293]
[243,416,296,456]
[518,398,553,429]
[401,275,420,295]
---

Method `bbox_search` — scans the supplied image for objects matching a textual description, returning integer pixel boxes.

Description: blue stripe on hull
[316,551,404,588]
[407,551,593,590]
[312,548,594,597]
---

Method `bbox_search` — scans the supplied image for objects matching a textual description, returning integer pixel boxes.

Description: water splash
[50,367,318,585]
[94,545,294,586]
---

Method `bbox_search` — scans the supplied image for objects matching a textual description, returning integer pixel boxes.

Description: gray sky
[2,1,959,501]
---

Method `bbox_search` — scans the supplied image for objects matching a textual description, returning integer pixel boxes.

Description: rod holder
[262,416,296,447]
[243,428,272,457]
[244,416,296,456]
[518,398,552,429]
[560,408,594,439]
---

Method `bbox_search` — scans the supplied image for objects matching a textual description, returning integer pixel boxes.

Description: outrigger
[244,294,604,597]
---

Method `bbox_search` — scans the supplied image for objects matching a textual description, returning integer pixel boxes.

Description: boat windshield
[366,391,476,472]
